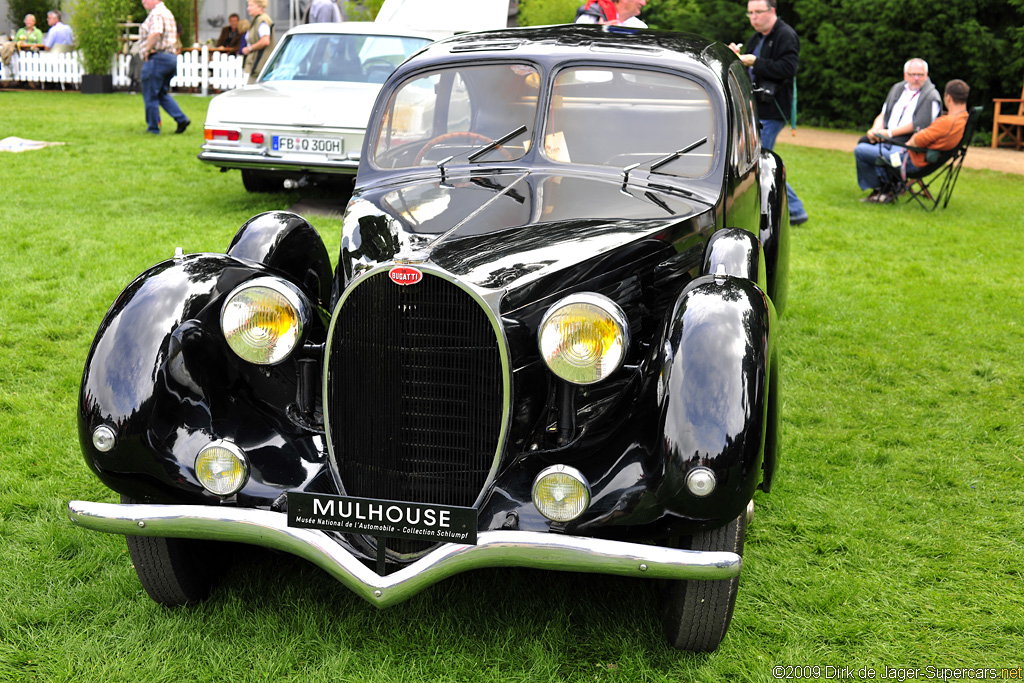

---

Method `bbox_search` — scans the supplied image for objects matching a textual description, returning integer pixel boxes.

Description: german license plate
[287,492,477,545]
[272,135,342,154]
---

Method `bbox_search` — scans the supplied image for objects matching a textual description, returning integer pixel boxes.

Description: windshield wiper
[437,125,528,179]
[621,137,708,183]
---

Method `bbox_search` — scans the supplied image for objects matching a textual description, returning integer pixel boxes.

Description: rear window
[261,33,431,83]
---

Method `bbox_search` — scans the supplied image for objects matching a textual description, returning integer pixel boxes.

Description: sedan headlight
[538,293,629,385]
[221,277,309,364]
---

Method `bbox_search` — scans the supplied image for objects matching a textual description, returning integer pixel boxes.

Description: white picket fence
[1,47,247,93]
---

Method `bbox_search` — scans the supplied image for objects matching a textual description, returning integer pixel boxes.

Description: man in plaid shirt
[139,0,190,134]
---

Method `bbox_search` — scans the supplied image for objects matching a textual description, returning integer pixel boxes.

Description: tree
[7,0,59,36]
[70,0,132,75]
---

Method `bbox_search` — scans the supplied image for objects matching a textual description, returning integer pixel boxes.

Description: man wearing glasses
[729,0,808,225]
[854,58,941,202]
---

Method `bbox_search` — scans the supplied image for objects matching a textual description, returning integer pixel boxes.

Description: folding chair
[875,106,982,211]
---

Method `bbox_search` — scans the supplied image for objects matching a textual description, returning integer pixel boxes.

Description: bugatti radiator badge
[389,266,423,285]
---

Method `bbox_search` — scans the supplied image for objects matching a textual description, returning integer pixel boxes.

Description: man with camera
[729,0,808,225]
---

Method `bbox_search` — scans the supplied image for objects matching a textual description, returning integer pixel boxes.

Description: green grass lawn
[1,92,1022,682]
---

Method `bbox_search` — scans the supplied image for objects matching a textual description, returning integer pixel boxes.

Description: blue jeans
[760,118,807,220]
[854,140,899,190]
[141,52,187,134]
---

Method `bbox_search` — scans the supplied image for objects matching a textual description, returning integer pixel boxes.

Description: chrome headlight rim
[220,276,310,365]
[531,464,592,523]
[537,292,630,386]
[195,439,250,496]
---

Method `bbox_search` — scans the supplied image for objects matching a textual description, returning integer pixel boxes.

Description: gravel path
[775,127,1024,176]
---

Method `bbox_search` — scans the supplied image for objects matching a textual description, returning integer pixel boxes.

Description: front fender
[758,150,790,315]
[655,274,776,526]
[78,253,327,506]
[227,211,333,309]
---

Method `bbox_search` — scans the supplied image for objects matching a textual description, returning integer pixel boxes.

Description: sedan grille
[324,269,506,556]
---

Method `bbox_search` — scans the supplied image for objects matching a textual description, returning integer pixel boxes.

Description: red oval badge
[389,266,423,286]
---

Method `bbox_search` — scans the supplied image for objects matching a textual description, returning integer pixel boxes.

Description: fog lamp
[538,293,629,385]
[195,440,249,496]
[221,277,309,365]
[532,465,590,522]
[92,425,117,453]
[685,467,716,497]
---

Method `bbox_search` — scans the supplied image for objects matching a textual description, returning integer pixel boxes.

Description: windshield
[261,33,432,83]
[545,67,716,177]
[372,64,540,168]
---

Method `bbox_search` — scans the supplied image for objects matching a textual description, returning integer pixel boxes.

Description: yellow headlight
[532,465,590,522]
[195,441,248,496]
[538,293,629,385]
[221,278,308,364]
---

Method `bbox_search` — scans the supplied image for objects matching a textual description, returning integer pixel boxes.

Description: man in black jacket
[729,0,808,225]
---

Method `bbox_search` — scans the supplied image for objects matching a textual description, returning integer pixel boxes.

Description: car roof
[398,24,732,84]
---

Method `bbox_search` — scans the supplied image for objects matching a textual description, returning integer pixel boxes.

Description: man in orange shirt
[872,79,969,204]
[903,79,969,171]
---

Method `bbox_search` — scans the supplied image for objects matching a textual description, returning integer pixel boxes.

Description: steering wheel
[362,56,396,83]
[413,131,515,166]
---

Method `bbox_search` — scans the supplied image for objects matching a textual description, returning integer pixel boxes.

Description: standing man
[307,0,342,23]
[42,10,74,51]
[854,58,941,201]
[139,0,190,135]
[241,0,276,84]
[729,0,808,225]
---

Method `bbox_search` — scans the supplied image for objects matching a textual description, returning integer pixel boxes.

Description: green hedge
[6,0,60,35]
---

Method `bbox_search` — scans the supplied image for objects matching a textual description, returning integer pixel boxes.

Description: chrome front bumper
[67,501,741,608]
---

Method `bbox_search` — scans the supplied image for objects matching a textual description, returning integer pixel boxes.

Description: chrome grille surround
[322,263,510,559]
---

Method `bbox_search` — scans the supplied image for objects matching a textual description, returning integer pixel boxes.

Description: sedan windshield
[261,33,432,83]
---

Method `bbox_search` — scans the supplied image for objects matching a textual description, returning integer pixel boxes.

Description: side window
[728,66,758,170]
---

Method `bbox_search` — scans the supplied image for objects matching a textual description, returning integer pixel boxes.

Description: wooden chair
[992,79,1024,149]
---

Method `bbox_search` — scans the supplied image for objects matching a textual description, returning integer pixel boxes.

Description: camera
[753,79,777,104]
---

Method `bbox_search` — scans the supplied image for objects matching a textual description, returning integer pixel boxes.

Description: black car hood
[340,169,715,300]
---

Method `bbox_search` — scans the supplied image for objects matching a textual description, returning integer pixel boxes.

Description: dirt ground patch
[776,127,1024,176]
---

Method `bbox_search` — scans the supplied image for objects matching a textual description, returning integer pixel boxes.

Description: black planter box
[81,74,114,94]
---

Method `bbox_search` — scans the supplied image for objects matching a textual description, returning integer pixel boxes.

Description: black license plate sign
[287,492,477,545]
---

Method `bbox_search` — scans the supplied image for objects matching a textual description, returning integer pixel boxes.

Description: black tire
[661,512,747,652]
[241,169,281,193]
[121,494,230,606]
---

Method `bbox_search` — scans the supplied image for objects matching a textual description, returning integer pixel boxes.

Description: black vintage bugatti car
[70,24,789,652]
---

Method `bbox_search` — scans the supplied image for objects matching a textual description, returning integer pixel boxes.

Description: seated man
[42,10,75,51]
[854,58,941,202]
[1,14,44,69]
[214,13,248,54]
[872,79,971,204]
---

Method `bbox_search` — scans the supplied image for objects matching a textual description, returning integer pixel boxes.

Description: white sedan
[198,0,509,192]
[198,24,440,192]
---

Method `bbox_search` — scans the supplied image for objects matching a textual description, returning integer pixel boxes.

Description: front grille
[325,269,505,556]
